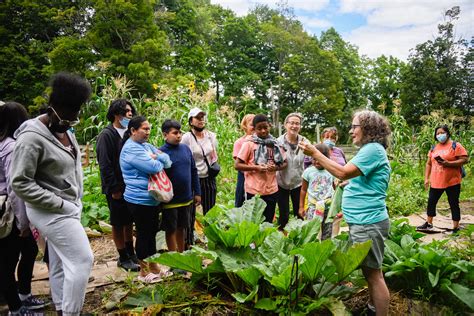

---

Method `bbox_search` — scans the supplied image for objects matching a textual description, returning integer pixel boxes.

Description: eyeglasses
[50,107,80,127]
[287,121,301,126]
[349,124,360,130]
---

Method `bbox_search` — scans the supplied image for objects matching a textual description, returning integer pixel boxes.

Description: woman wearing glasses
[11,73,94,316]
[299,110,391,316]
[276,113,309,229]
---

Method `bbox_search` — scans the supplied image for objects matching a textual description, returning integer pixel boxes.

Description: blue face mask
[323,139,335,148]
[119,117,130,128]
[436,133,447,143]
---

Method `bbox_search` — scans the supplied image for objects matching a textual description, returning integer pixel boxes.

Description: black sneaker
[20,295,48,310]
[117,258,140,272]
[416,222,433,231]
[129,253,139,264]
[8,306,32,315]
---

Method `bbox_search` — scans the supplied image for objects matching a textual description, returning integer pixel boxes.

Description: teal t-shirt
[342,142,390,224]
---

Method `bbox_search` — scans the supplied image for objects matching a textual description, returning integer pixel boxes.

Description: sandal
[157,270,173,279]
[137,273,162,284]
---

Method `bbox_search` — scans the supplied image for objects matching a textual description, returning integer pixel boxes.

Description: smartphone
[434,156,445,163]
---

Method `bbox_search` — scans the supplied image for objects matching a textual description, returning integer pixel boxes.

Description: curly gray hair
[354,110,391,148]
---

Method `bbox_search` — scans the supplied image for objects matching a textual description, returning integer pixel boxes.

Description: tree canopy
[0,1,471,135]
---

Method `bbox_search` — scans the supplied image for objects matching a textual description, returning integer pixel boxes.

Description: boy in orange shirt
[235,114,287,223]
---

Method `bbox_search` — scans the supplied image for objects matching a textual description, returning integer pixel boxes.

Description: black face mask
[50,123,70,134]
[192,125,205,132]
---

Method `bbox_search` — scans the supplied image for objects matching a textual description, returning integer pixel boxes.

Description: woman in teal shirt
[299,110,391,316]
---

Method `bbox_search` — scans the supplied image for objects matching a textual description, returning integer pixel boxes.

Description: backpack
[0,195,14,239]
[430,141,466,178]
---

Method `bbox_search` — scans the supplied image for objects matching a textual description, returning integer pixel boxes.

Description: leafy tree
[0,0,92,108]
[320,28,365,119]
[86,0,171,95]
[159,0,212,87]
[363,55,405,115]
[400,6,471,125]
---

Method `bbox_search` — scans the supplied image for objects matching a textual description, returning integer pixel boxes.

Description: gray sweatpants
[26,200,93,316]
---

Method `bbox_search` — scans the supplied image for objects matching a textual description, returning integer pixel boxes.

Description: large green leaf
[234,221,260,247]
[428,269,440,287]
[150,251,203,274]
[270,265,294,293]
[201,203,226,226]
[204,223,238,248]
[216,248,255,271]
[191,246,218,260]
[236,266,262,287]
[225,196,266,225]
[258,231,292,264]
[400,235,417,254]
[255,298,278,311]
[384,239,404,262]
[325,297,350,316]
[231,285,259,303]
[443,283,474,310]
[286,218,321,246]
[254,223,278,247]
[291,239,336,282]
[326,186,343,221]
[305,297,331,314]
[330,240,372,282]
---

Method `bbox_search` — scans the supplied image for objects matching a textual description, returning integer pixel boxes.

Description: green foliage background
[1,2,471,142]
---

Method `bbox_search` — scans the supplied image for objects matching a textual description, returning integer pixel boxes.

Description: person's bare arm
[235,158,267,172]
[299,180,309,218]
[298,142,361,180]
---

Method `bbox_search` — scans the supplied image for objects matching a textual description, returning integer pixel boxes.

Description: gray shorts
[348,218,390,269]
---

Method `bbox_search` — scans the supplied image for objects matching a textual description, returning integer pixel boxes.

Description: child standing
[299,143,335,240]
[235,114,287,223]
[160,120,201,252]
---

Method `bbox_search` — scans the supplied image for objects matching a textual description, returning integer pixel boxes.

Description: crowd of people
[0,72,469,316]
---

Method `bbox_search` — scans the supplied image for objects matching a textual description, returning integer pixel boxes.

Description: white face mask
[323,139,335,148]
[436,133,447,143]
[119,117,130,128]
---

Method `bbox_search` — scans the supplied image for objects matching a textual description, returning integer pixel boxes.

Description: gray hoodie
[10,117,83,211]
[0,137,29,231]
[277,133,309,190]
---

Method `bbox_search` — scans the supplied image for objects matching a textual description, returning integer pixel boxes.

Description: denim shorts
[348,218,390,269]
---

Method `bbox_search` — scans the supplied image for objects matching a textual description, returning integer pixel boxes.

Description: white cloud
[340,0,474,59]
[211,0,474,59]
[298,15,332,29]
[210,0,330,16]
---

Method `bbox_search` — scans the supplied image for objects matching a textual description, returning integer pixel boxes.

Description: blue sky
[211,0,474,60]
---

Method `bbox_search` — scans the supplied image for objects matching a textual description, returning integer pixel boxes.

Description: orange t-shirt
[428,141,468,189]
[237,140,285,195]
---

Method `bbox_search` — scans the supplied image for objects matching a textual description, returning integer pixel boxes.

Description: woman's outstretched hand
[298,141,318,157]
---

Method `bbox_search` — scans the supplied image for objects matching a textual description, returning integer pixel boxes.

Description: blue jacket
[160,142,201,205]
[120,139,172,206]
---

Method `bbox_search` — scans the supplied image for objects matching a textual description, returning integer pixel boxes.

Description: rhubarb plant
[149,197,371,314]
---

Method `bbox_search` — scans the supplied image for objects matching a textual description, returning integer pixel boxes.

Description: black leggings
[17,233,38,295]
[127,202,160,260]
[0,224,37,311]
[427,184,461,221]
[277,185,302,228]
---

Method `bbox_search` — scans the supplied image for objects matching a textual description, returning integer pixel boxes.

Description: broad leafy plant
[149,197,371,314]
[383,233,474,311]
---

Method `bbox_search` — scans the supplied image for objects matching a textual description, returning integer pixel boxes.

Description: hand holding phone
[434,156,445,163]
